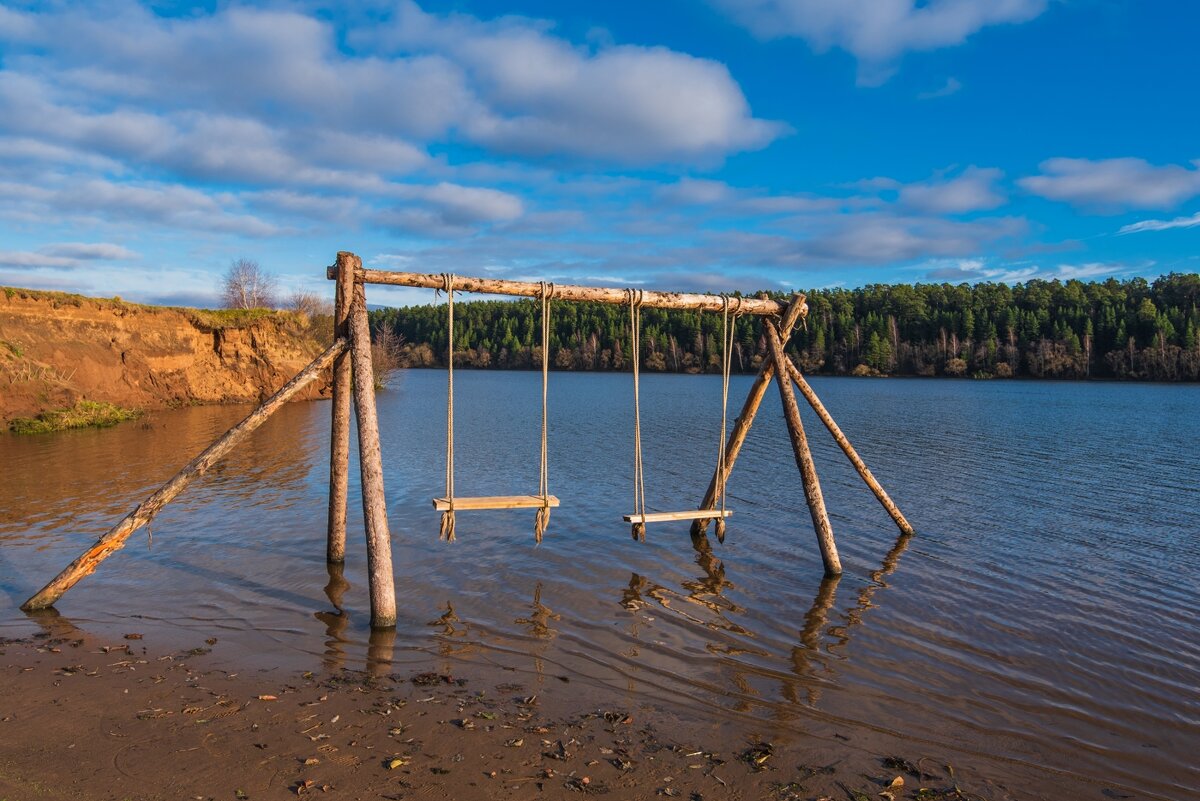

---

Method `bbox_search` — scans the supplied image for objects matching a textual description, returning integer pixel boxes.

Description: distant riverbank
[370,273,1200,382]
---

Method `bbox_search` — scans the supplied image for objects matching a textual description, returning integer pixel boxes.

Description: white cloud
[657,178,737,205]
[374,182,525,236]
[1117,211,1200,235]
[421,182,525,224]
[0,0,789,253]
[786,213,1025,263]
[0,242,138,270]
[0,177,282,238]
[923,258,1135,283]
[899,166,1005,213]
[40,242,139,260]
[0,250,81,269]
[918,76,963,100]
[2,2,779,169]
[712,0,1046,84]
[1020,157,1200,211]
[365,2,785,163]
[656,177,853,214]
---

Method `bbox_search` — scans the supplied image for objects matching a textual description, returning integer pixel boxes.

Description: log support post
[764,317,841,577]
[781,357,915,536]
[345,252,398,629]
[326,252,355,562]
[692,293,808,540]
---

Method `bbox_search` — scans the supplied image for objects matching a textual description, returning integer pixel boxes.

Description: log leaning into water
[692,293,808,540]
[764,320,842,576]
[326,252,356,563]
[21,338,349,612]
[347,265,397,630]
[327,265,802,317]
[780,357,916,537]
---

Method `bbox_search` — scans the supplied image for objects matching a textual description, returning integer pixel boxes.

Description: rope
[714,296,740,540]
[439,273,456,542]
[534,282,554,542]
[629,289,647,541]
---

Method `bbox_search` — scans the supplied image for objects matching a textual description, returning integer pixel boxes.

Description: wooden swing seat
[432,495,560,512]
[622,509,733,524]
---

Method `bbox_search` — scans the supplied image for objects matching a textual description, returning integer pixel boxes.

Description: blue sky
[0,0,1197,307]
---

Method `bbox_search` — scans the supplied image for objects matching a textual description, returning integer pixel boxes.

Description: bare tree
[222,258,277,309]
[286,290,333,318]
[371,327,405,391]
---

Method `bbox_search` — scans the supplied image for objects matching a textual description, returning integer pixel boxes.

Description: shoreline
[0,626,1149,801]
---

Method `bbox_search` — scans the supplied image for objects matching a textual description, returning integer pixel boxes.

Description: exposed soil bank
[0,627,1141,801]
[0,288,331,427]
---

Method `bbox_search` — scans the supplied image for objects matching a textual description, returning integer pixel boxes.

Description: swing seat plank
[622,509,734,523]
[432,495,560,511]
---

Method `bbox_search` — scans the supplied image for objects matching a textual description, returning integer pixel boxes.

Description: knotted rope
[628,289,647,541]
[439,273,456,542]
[534,282,554,542]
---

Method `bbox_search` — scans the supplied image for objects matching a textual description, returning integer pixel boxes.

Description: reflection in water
[367,626,396,678]
[683,531,741,617]
[24,607,85,640]
[0,403,320,545]
[515,582,559,640]
[783,531,912,706]
[620,573,652,613]
[785,575,839,706]
[826,532,912,656]
[515,582,560,680]
[314,562,351,672]
[314,562,395,677]
[427,602,478,661]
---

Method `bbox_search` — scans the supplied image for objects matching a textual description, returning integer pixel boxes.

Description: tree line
[367,274,1200,382]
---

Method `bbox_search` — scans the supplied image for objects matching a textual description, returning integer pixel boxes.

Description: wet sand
[1,628,1135,801]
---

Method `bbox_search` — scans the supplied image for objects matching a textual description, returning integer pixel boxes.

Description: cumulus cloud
[1118,211,1200,235]
[1,2,779,169]
[374,182,525,236]
[899,166,1005,213]
[712,0,1047,83]
[1019,157,1200,211]
[0,0,791,265]
[0,2,1091,300]
[363,1,785,163]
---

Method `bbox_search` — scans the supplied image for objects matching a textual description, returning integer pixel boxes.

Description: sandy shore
[0,626,1126,801]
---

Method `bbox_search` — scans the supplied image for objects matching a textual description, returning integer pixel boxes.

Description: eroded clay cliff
[0,288,332,424]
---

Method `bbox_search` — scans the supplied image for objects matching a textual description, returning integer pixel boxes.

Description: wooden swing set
[20,251,914,631]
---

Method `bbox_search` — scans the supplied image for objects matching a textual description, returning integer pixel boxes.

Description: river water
[1,373,1197,798]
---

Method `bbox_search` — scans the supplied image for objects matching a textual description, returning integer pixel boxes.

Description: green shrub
[9,400,141,434]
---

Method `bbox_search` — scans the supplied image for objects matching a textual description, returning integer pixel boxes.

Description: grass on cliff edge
[9,400,142,435]
[3,286,310,332]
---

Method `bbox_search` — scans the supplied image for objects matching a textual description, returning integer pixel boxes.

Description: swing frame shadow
[21,251,914,631]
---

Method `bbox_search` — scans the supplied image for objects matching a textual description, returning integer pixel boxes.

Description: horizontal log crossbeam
[326,266,802,317]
